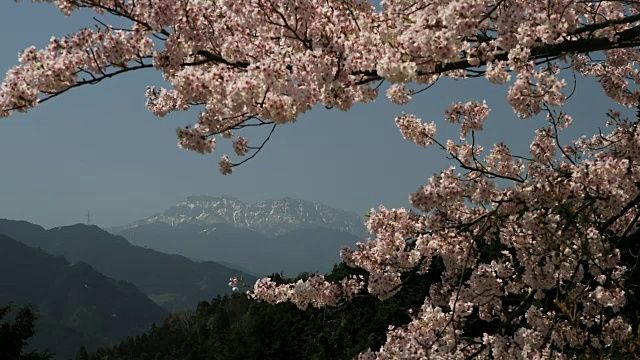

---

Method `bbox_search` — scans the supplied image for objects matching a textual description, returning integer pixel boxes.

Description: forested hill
[0,234,168,359]
[86,264,438,360]
[87,257,640,360]
[0,219,257,311]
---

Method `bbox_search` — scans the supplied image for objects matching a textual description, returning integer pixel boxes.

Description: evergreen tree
[75,346,90,360]
[0,304,54,360]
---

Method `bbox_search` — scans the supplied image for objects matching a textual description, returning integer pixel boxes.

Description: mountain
[117,222,363,277]
[0,219,257,312]
[109,196,368,276]
[0,234,167,359]
[111,195,368,238]
[84,263,441,360]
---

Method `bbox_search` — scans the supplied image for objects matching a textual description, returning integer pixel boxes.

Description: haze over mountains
[0,234,167,359]
[113,196,368,276]
[0,219,256,312]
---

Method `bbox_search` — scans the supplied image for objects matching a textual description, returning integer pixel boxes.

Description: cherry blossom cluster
[1,25,152,117]
[394,113,437,147]
[228,277,240,292]
[247,108,640,358]
[218,155,232,175]
[4,0,640,172]
[248,274,365,311]
[444,101,490,139]
[386,84,413,105]
[232,136,248,156]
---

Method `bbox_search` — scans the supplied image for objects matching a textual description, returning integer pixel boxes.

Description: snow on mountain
[116,195,368,238]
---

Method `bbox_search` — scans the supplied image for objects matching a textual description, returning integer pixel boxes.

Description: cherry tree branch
[354,21,640,84]
[6,60,154,111]
[231,124,277,167]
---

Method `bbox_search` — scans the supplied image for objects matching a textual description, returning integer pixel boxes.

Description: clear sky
[0,2,630,229]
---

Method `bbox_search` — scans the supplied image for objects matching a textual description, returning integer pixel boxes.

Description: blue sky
[0,2,630,228]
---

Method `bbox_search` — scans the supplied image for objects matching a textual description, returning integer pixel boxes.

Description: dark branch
[6,61,153,111]
[231,124,277,167]
[354,22,640,85]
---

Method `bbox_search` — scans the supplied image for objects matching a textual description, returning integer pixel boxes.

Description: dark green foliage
[0,219,257,311]
[0,304,54,360]
[86,262,443,360]
[0,234,167,360]
[75,347,89,360]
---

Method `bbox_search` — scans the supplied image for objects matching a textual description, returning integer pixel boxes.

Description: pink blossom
[218,154,232,175]
[232,136,248,156]
[395,113,436,147]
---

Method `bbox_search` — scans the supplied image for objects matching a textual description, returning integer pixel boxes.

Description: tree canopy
[0,304,54,360]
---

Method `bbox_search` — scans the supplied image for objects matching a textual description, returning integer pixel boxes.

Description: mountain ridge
[0,219,257,312]
[110,195,368,238]
[0,234,167,359]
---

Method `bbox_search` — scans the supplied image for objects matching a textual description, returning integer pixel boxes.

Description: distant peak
[118,195,368,238]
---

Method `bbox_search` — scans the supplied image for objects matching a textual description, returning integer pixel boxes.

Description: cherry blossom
[3,0,640,357]
[232,136,248,156]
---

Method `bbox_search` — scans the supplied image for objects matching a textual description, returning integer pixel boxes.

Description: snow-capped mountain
[115,195,368,238]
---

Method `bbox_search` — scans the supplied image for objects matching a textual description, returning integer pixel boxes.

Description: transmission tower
[87,210,91,226]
